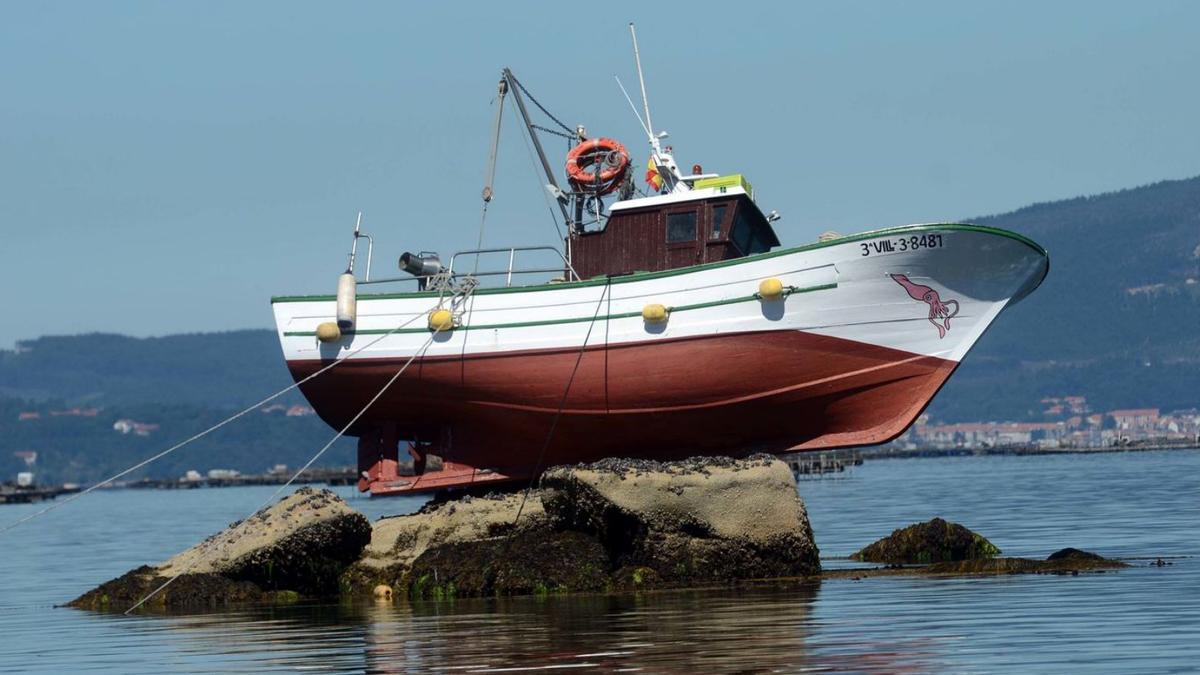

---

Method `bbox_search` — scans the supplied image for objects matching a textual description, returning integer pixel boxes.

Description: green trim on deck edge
[271,223,1045,304]
[282,283,837,337]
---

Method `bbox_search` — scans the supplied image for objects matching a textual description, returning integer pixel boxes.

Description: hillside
[2,176,1198,482]
[0,332,350,484]
[929,176,1200,420]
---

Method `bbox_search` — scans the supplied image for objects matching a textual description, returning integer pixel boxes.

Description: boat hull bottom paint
[287,330,957,496]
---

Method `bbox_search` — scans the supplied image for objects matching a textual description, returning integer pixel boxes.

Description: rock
[851,517,1000,564]
[540,454,820,583]
[341,491,546,594]
[343,455,820,598]
[1046,547,1106,562]
[71,487,371,611]
[409,529,611,598]
[69,565,267,612]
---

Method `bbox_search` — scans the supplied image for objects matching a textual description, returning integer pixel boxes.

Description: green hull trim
[281,283,837,338]
[271,223,1046,305]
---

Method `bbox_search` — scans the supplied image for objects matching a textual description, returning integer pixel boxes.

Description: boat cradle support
[355,423,519,497]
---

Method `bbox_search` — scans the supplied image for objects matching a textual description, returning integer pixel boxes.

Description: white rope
[124,329,441,614]
[0,309,430,536]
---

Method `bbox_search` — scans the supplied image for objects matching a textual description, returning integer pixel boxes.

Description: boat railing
[447,246,581,286]
[358,245,579,290]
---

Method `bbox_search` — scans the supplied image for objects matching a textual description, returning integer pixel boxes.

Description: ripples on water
[1,450,1197,673]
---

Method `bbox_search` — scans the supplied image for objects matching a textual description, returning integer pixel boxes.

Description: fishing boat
[271,27,1048,497]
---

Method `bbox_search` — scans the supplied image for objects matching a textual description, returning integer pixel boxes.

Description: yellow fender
[316,321,342,343]
[428,308,455,332]
[642,303,670,324]
[758,277,785,301]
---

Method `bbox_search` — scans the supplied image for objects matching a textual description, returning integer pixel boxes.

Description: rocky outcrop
[341,455,820,598]
[851,517,1000,564]
[341,491,549,596]
[71,487,371,611]
[540,456,821,584]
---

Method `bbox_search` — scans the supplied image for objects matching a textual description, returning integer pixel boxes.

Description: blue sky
[2,1,1198,347]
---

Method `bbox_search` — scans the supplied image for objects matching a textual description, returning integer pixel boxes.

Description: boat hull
[272,223,1047,495]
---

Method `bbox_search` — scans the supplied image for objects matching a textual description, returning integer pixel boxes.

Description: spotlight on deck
[399,251,442,289]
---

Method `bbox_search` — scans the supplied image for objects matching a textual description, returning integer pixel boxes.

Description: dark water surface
[2,450,1197,673]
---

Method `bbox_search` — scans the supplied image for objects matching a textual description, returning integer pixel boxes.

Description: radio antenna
[629,23,656,145]
[615,75,653,141]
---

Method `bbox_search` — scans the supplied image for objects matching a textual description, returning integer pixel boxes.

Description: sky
[2,1,1199,347]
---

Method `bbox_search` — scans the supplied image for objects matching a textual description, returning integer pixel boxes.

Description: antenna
[629,23,655,144]
[346,211,362,274]
[615,75,653,141]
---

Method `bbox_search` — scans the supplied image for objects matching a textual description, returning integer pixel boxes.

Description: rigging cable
[0,308,433,536]
[124,328,443,614]
[512,102,567,243]
[508,73,574,136]
[530,124,575,140]
[511,278,611,525]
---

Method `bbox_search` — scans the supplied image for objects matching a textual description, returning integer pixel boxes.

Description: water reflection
[3,450,1196,673]
[143,585,829,672]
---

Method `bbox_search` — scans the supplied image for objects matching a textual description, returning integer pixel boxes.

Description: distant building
[113,419,160,436]
[49,407,100,417]
[286,405,314,417]
[17,412,40,421]
[1109,408,1160,430]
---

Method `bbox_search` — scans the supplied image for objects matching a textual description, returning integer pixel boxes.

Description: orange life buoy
[564,138,630,195]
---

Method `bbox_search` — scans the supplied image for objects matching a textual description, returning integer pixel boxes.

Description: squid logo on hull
[890,274,960,339]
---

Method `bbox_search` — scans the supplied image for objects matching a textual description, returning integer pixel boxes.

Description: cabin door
[664,207,702,269]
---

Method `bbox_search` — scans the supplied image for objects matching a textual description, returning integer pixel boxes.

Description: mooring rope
[0,308,433,536]
[512,279,611,525]
[124,330,442,614]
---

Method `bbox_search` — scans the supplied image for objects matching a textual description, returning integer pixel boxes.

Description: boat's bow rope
[0,300,443,536]
[124,327,445,614]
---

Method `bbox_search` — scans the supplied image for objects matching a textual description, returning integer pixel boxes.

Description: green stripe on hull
[281,283,837,337]
[271,223,1046,304]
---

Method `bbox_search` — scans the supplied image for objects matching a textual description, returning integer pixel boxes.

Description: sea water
[1,450,1197,673]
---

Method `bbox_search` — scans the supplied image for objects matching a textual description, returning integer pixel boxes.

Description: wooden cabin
[569,177,781,279]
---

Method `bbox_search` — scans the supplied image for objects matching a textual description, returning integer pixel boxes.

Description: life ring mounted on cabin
[565,138,630,195]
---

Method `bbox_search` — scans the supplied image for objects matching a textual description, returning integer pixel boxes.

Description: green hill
[929,176,1200,420]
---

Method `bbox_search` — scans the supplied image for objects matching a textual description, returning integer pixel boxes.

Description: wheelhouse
[569,180,781,279]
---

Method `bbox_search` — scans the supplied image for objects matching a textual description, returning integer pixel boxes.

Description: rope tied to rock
[124,328,445,614]
[0,300,444,536]
[511,278,611,526]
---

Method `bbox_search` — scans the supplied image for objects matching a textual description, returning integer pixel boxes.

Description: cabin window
[666,211,697,243]
[709,204,727,240]
[730,211,771,255]
[730,212,753,253]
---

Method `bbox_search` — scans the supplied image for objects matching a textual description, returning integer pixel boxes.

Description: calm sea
[1,450,1197,673]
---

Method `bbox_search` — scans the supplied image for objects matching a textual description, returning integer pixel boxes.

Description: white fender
[336,273,357,330]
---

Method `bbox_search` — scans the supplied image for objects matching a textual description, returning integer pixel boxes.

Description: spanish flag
[644,157,663,192]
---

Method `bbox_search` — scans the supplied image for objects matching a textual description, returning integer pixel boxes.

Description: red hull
[287,330,955,495]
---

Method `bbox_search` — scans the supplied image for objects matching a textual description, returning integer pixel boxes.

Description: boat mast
[502,68,574,232]
[630,23,655,145]
[628,23,685,194]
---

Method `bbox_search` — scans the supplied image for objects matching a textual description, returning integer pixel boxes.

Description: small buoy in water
[642,303,669,324]
[316,321,341,343]
[336,272,357,330]
[373,584,393,601]
[758,278,785,300]
[428,308,455,332]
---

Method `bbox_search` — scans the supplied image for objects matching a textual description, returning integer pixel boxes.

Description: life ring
[564,138,630,195]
